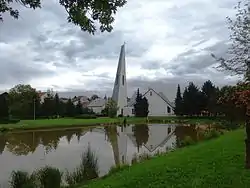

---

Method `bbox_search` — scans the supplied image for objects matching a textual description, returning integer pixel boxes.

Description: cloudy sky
[0,0,242,100]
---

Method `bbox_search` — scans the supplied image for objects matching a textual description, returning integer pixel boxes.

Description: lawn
[80,129,250,188]
[0,116,224,131]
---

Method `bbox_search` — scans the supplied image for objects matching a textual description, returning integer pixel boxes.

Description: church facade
[111,43,175,117]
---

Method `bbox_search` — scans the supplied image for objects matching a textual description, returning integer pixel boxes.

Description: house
[72,96,90,108]
[38,92,48,103]
[87,98,107,114]
[111,43,175,117]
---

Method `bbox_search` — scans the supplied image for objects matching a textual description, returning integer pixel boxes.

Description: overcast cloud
[0,0,241,101]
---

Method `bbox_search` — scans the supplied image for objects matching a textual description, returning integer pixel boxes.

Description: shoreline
[0,116,224,132]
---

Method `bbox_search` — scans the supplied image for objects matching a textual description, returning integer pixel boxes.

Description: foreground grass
[80,129,249,188]
[0,116,223,131]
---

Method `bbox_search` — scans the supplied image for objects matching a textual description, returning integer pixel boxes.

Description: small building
[87,98,107,114]
[72,96,90,108]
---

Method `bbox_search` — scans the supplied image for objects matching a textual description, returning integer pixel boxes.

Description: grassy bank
[0,116,224,131]
[80,129,249,188]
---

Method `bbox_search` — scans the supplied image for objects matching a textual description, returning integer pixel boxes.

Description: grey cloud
[141,61,162,70]
[0,58,54,86]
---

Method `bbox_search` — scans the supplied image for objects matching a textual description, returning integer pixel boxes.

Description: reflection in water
[0,124,201,186]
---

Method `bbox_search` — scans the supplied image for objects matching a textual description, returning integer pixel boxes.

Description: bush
[0,118,20,124]
[180,136,196,147]
[36,166,62,188]
[118,114,123,117]
[10,171,35,188]
[203,129,221,140]
[74,114,97,119]
[65,146,99,185]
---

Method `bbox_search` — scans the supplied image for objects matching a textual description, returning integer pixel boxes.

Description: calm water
[0,124,199,186]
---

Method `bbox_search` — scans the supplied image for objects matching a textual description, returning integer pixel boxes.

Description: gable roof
[128,88,174,108]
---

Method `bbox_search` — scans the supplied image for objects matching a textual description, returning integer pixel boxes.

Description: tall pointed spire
[112,43,128,116]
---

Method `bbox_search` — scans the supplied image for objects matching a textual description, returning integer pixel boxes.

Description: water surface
[0,124,199,186]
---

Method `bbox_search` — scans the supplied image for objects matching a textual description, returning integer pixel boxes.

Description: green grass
[79,129,250,188]
[0,116,223,131]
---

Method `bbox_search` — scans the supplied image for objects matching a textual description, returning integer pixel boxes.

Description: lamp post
[33,98,36,120]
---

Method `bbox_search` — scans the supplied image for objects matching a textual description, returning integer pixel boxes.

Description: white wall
[144,90,174,116]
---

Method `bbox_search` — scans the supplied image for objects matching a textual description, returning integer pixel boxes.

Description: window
[122,75,125,85]
[167,106,171,113]
[150,91,152,96]
[121,108,123,115]
[132,108,135,114]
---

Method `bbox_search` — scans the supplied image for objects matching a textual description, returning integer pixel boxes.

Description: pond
[0,124,201,187]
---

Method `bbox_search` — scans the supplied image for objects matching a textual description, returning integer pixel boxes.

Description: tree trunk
[245,114,250,169]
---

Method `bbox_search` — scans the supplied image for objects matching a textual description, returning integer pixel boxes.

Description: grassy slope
[0,116,223,131]
[82,129,250,188]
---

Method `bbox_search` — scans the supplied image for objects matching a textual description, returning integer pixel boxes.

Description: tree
[201,80,217,115]
[65,98,75,117]
[134,89,149,117]
[91,94,99,101]
[103,99,117,118]
[75,99,83,115]
[211,1,250,77]
[182,82,203,116]
[0,92,9,120]
[211,1,250,168]
[174,84,183,116]
[41,90,55,118]
[0,0,127,34]
[54,93,60,117]
[8,84,39,119]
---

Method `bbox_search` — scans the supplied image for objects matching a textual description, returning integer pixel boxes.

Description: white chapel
[111,43,175,117]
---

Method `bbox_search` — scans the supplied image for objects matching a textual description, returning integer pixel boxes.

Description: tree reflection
[3,129,87,155]
[6,132,40,156]
[133,124,149,151]
[0,134,7,154]
[175,125,198,148]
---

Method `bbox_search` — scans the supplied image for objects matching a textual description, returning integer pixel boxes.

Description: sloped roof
[88,98,106,107]
[128,88,174,108]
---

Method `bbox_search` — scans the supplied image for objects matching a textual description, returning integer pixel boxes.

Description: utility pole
[33,98,36,120]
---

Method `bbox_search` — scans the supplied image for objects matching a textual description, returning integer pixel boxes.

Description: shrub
[10,171,35,188]
[36,166,62,188]
[65,146,99,185]
[180,136,196,147]
[203,129,221,140]
[74,114,97,119]
[0,118,20,124]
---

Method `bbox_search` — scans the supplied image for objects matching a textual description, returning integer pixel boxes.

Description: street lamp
[33,98,36,120]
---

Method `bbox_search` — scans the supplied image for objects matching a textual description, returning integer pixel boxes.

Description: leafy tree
[103,99,117,118]
[65,98,75,117]
[41,90,56,118]
[211,1,250,168]
[174,84,183,116]
[75,99,83,115]
[0,0,127,34]
[134,89,149,117]
[0,92,9,120]
[8,84,39,119]
[82,107,95,115]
